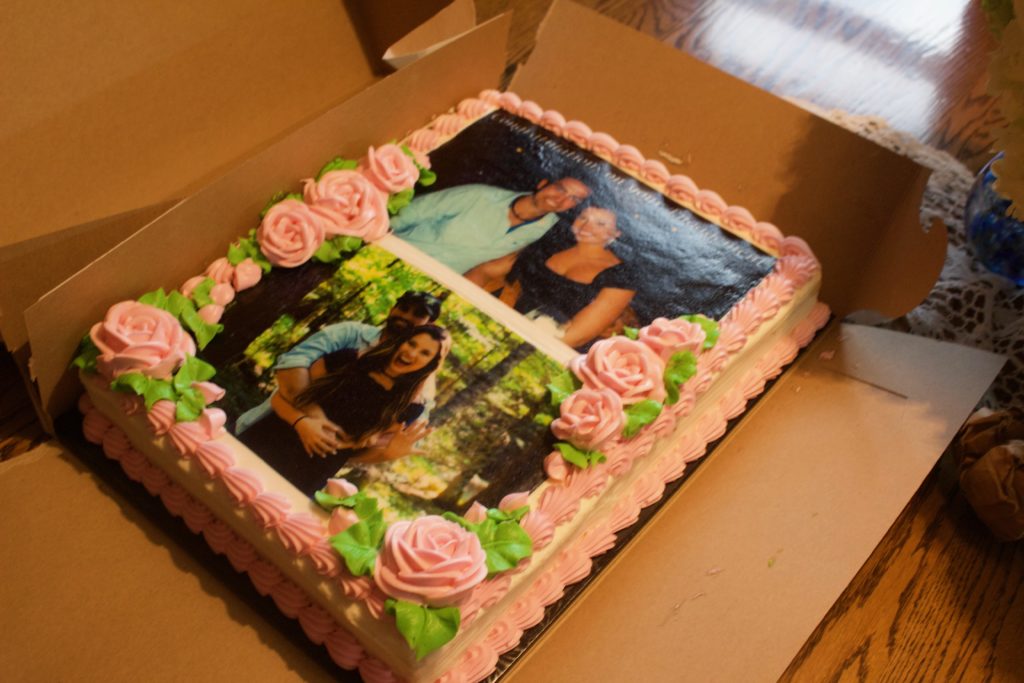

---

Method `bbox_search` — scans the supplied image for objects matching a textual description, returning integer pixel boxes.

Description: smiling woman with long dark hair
[239,324,449,495]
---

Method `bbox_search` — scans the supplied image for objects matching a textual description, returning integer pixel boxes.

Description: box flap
[384,0,477,69]
[0,201,175,352]
[0,0,377,250]
[507,322,1004,681]
[511,0,946,318]
[24,14,512,424]
[0,445,329,681]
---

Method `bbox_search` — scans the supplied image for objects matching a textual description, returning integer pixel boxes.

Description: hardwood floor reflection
[479,0,1002,169]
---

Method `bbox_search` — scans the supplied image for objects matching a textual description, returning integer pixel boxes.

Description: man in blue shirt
[390,177,591,274]
[235,292,443,457]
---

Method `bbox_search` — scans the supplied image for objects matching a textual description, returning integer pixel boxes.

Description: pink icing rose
[325,478,358,498]
[360,144,419,194]
[373,515,488,607]
[180,275,206,298]
[498,491,530,512]
[637,317,707,362]
[464,501,488,524]
[569,337,667,405]
[303,170,389,240]
[329,508,359,535]
[209,283,235,306]
[544,450,569,482]
[232,258,262,291]
[550,387,625,450]
[90,301,196,380]
[205,257,235,284]
[198,304,224,324]
[257,199,326,268]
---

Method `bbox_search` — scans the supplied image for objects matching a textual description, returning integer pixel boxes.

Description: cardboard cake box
[0,1,1004,680]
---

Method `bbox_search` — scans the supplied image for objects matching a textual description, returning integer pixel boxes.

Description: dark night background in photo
[420,110,776,325]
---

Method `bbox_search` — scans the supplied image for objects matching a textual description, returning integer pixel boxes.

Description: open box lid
[0,0,469,252]
[0,0,464,356]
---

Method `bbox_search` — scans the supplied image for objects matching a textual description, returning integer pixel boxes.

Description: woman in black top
[239,325,447,496]
[469,207,636,349]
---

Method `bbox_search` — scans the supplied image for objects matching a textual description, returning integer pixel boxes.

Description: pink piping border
[79,90,827,682]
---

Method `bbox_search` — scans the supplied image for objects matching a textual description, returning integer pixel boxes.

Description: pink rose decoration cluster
[258,144,420,269]
[373,515,488,607]
[91,302,196,380]
[551,317,708,458]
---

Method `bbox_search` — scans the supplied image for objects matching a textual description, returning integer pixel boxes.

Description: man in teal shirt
[390,177,591,274]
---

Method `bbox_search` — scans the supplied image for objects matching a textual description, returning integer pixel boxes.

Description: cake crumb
[706,567,723,576]
[818,350,836,360]
[690,591,707,600]
[767,557,777,568]
[658,150,683,164]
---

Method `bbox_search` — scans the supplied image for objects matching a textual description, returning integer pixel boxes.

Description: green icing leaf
[385,600,460,660]
[228,234,273,273]
[486,506,529,524]
[532,413,554,427]
[623,326,639,340]
[329,510,385,576]
[251,247,273,273]
[226,241,248,266]
[172,355,216,394]
[142,379,176,410]
[259,191,303,218]
[312,235,361,264]
[680,314,720,350]
[164,290,193,319]
[622,399,663,438]
[417,167,437,187]
[555,441,588,468]
[387,188,415,215]
[546,369,580,407]
[190,277,217,309]
[316,156,358,180]
[175,386,206,422]
[474,518,534,575]
[441,511,534,576]
[554,442,605,469]
[314,490,347,510]
[178,305,223,350]
[110,372,149,395]
[71,334,101,373]
[138,288,169,310]
[663,350,698,405]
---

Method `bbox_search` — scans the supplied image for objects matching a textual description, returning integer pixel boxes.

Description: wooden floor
[3,0,1021,680]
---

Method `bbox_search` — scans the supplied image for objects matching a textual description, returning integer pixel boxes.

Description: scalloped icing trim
[78,90,827,682]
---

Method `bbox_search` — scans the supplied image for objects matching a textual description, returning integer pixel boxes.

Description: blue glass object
[964,152,1024,286]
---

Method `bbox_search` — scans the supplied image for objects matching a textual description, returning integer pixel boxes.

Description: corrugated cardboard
[0,1,999,680]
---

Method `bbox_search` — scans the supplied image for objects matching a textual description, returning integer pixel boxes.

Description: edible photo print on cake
[199,243,562,521]
[390,110,777,351]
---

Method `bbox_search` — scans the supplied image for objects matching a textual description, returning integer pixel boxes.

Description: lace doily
[793,101,1023,408]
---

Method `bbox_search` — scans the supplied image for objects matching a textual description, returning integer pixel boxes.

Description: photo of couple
[391,109,778,350]
[212,244,563,520]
